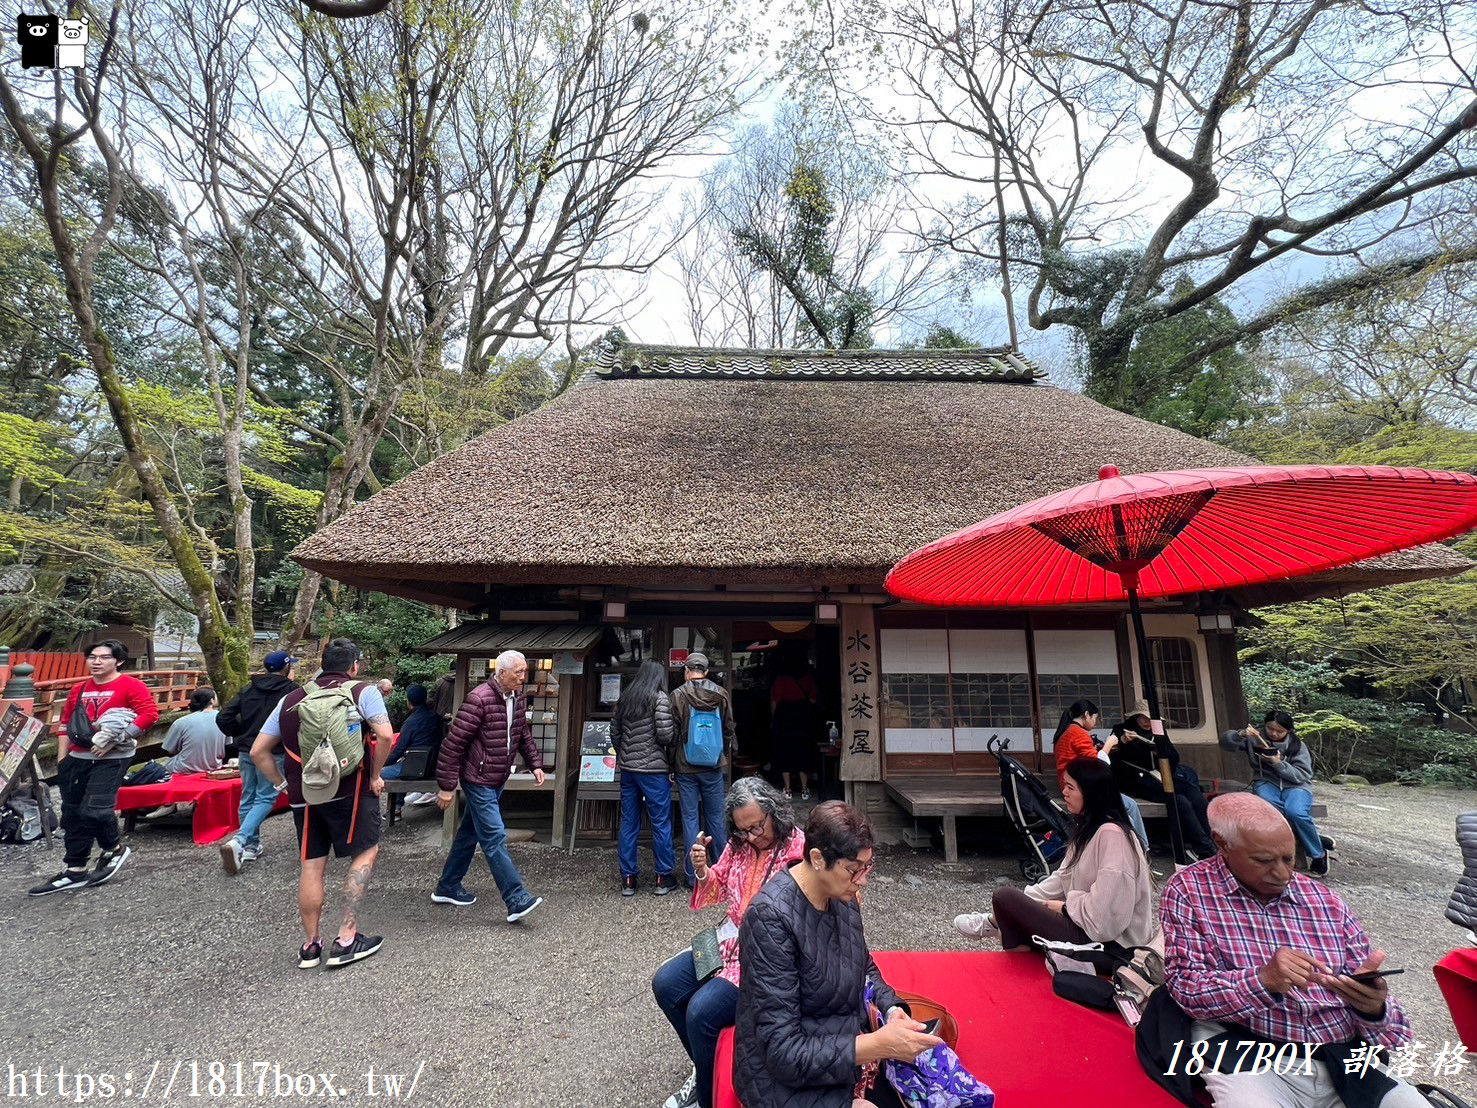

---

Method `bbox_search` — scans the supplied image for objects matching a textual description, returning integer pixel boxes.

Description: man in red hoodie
[30,639,159,896]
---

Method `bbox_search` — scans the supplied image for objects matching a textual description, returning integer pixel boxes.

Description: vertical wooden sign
[839,605,882,782]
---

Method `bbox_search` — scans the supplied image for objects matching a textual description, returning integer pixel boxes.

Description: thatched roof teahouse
[294,345,1470,855]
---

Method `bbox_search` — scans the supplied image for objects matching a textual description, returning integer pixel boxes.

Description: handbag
[864,983,995,1108]
[691,927,723,981]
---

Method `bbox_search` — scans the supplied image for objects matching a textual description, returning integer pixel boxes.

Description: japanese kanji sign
[840,605,881,781]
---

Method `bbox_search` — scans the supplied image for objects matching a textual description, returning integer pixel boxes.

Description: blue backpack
[684,705,724,768]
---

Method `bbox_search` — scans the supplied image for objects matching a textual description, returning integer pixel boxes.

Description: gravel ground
[0,783,1473,1107]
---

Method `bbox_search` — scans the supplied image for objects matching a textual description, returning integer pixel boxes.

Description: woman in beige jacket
[955,756,1154,951]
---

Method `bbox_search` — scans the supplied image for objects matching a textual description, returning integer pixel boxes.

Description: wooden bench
[886,775,1328,864]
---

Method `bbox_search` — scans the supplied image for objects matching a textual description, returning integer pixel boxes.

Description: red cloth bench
[714,950,1180,1107]
[1435,947,1477,1052]
[117,773,288,845]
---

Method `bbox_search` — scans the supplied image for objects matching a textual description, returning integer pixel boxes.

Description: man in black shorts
[251,638,394,969]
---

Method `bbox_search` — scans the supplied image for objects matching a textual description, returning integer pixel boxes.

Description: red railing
[13,651,88,684]
[32,669,207,736]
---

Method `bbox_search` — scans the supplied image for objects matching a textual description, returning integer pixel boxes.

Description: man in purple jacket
[432,650,545,922]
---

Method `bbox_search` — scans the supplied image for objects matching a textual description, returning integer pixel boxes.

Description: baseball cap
[685,652,710,671]
[264,650,299,672]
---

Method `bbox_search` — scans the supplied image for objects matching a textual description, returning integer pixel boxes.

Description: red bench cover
[713,949,1180,1107]
[117,773,288,845]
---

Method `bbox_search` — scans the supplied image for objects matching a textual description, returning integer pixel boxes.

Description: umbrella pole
[1126,585,1189,864]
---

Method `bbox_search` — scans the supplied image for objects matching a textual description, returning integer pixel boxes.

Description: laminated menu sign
[579,720,615,782]
[599,673,621,704]
[0,704,46,803]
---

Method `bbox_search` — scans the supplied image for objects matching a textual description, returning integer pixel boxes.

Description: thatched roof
[292,345,1470,608]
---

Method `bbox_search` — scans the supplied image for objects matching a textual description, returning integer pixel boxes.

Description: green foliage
[0,412,70,492]
[920,324,973,349]
[1087,277,1266,439]
[1240,660,1475,785]
[320,591,452,691]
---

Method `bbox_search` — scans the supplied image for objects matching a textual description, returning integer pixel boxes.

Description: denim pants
[1119,793,1150,851]
[652,951,740,1108]
[57,756,126,868]
[676,770,727,885]
[438,781,531,910]
[236,752,285,851]
[1253,781,1326,861]
[619,771,676,879]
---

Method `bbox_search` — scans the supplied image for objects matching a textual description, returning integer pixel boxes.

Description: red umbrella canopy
[886,464,1477,607]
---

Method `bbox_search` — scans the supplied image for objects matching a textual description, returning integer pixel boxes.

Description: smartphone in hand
[919,1017,942,1036]
[1349,968,1404,984]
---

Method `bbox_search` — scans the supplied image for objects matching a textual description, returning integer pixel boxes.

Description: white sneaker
[662,1067,697,1108]
[219,837,243,875]
[953,912,997,940]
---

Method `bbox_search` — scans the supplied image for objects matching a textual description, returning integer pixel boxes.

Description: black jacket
[735,869,905,1108]
[1109,724,1179,797]
[609,689,675,774]
[217,673,298,752]
[1447,811,1477,932]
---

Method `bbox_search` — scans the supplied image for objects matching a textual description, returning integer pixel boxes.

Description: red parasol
[887,463,1477,861]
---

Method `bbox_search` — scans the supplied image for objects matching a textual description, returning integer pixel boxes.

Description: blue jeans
[379,763,404,780]
[1253,781,1325,861]
[677,770,727,885]
[652,951,740,1108]
[619,771,676,879]
[1119,793,1149,852]
[438,782,532,911]
[236,752,285,851]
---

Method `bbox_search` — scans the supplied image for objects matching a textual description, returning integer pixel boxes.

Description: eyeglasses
[733,814,771,840]
[841,858,875,880]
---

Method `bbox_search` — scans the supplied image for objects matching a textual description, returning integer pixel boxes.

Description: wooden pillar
[839,605,882,783]
[453,653,471,712]
[550,671,578,850]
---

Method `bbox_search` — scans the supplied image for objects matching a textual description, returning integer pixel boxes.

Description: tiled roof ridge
[594,342,1044,381]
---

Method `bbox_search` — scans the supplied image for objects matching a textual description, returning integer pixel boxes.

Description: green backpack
[296,681,366,803]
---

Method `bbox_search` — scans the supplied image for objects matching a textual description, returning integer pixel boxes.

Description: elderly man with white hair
[1159,791,1423,1108]
[432,650,545,922]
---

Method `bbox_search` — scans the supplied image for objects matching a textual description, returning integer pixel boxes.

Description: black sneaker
[1320,835,1337,853]
[298,940,323,969]
[621,875,638,897]
[87,846,132,886]
[430,885,477,906]
[325,932,383,967]
[1310,853,1330,877]
[28,869,92,897]
[653,873,676,897]
[506,896,543,923]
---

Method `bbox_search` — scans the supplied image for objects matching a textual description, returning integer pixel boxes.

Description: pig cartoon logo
[17,13,58,69]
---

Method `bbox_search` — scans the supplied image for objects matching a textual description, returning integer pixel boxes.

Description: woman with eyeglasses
[954,756,1154,953]
[735,801,943,1108]
[652,776,805,1108]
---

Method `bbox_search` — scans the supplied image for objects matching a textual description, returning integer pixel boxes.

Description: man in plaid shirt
[1161,792,1426,1107]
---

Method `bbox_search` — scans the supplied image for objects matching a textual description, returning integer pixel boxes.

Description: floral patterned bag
[864,983,996,1108]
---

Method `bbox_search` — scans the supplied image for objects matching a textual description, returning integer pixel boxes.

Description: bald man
[1159,792,1425,1108]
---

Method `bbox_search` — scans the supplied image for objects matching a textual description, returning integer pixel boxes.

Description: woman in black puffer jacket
[735,802,943,1108]
[611,659,677,896]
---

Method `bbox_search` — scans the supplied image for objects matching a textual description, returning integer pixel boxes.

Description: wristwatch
[274,780,288,794]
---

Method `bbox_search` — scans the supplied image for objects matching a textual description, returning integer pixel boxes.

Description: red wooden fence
[31,669,207,736]
[13,651,89,684]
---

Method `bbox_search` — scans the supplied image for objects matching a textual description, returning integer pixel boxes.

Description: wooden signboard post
[0,704,55,846]
[567,721,618,855]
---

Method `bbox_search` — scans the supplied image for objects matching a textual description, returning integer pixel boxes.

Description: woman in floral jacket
[652,777,806,1108]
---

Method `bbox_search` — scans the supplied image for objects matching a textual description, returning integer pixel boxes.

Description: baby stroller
[988,734,1073,881]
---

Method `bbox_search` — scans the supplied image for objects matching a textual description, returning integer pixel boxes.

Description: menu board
[578,720,615,783]
[0,704,47,804]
